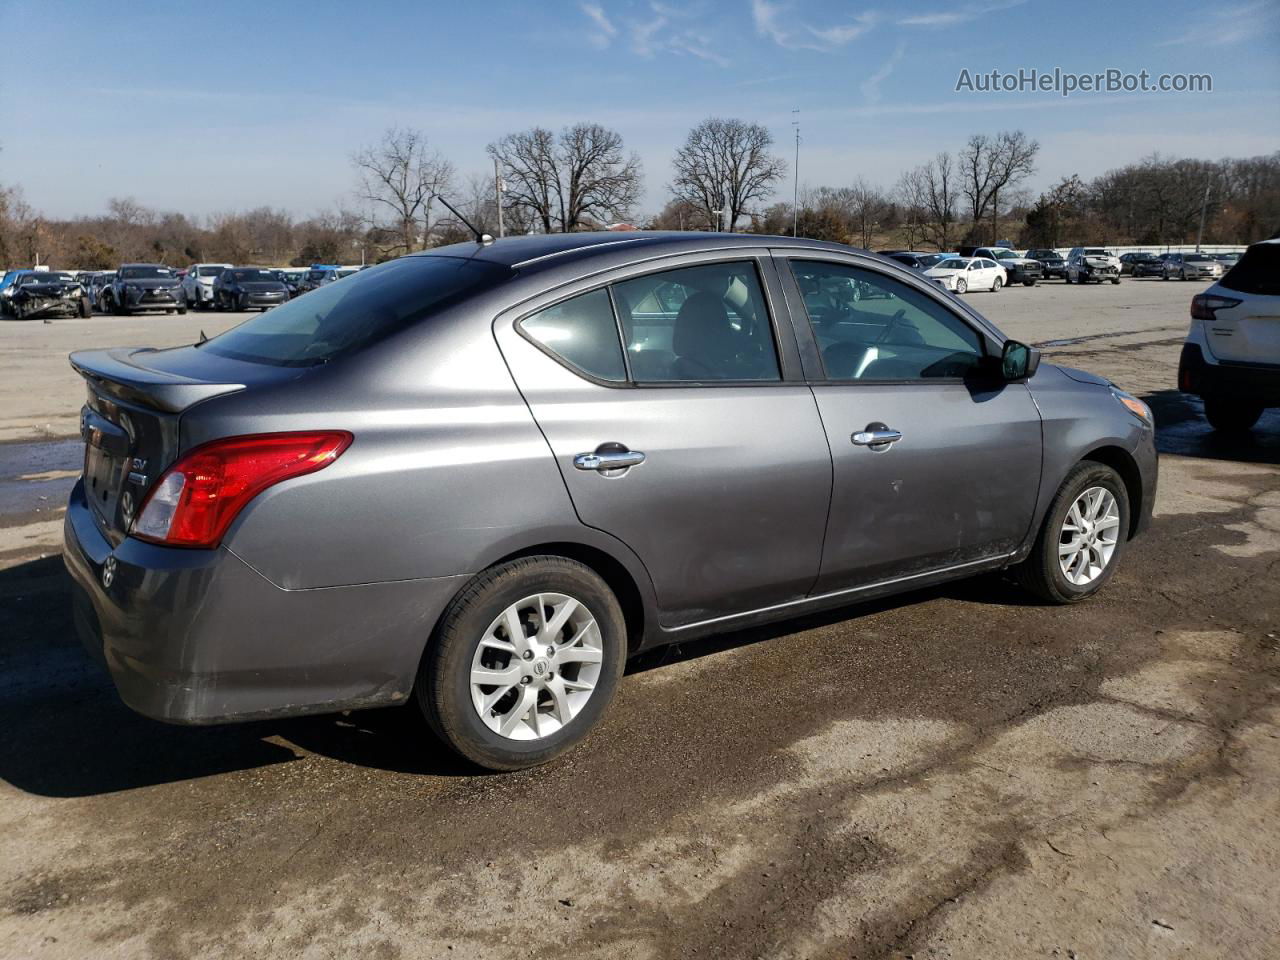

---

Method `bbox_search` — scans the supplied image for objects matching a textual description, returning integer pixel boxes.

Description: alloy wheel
[1058,486,1120,586]
[470,593,603,741]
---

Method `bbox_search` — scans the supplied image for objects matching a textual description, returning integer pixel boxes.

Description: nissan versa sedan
[64,233,1157,771]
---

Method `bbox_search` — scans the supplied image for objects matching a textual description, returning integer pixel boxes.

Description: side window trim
[771,252,996,385]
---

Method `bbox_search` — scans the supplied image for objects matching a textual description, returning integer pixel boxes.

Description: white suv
[181,263,232,309]
[1177,239,1280,432]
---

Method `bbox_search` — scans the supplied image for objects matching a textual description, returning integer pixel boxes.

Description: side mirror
[1001,340,1040,381]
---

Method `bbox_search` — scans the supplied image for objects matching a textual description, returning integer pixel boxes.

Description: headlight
[1111,387,1152,425]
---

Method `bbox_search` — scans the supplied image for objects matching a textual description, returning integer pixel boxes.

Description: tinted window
[520,288,626,382]
[201,256,509,367]
[1220,244,1280,295]
[120,266,174,279]
[226,269,278,282]
[790,260,985,381]
[611,262,779,382]
[196,265,225,277]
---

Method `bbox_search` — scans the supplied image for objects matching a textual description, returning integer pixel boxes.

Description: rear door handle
[851,427,902,447]
[574,450,646,471]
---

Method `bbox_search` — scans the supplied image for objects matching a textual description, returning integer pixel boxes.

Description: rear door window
[611,261,780,382]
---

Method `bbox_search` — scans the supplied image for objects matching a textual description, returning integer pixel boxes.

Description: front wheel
[991,276,1003,292]
[955,278,968,294]
[416,556,627,771]
[1012,462,1129,604]
[1180,269,1188,281]
[1110,277,1121,285]
[1203,395,1264,433]
[1064,272,1073,284]
[1023,278,1037,287]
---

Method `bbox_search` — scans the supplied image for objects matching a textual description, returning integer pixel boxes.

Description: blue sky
[3,0,1278,220]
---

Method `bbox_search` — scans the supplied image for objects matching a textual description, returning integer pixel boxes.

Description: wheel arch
[1079,444,1144,539]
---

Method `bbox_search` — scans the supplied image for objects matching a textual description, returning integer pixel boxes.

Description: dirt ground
[0,279,1276,959]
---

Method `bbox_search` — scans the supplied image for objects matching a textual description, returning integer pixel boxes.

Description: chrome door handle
[574,450,646,471]
[851,428,902,447]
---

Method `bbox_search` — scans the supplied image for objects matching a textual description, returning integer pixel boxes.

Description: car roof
[119,262,169,268]
[411,231,864,271]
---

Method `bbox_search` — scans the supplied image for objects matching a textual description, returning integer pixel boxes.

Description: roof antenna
[434,195,493,245]
[197,329,208,344]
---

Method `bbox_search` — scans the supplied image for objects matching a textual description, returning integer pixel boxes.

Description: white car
[1177,239,1279,432]
[181,263,232,309]
[924,256,1007,294]
[1065,248,1122,284]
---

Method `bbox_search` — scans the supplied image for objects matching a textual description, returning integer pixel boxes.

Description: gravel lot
[1,279,1277,959]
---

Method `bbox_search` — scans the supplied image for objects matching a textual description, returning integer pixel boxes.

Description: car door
[777,254,1043,593]
[494,252,833,627]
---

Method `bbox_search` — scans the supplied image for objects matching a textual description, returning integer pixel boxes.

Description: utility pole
[494,157,506,239]
[1195,177,1211,252]
[791,109,800,238]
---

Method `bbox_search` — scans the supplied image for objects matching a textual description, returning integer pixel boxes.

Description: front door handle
[851,425,902,448]
[574,449,646,471]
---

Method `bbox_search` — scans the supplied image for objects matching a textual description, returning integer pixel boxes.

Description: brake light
[132,431,352,548]
[1191,294,1241,321]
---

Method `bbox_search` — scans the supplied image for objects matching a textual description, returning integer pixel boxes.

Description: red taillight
[1191,294,1241,321]
[131,431,352,548]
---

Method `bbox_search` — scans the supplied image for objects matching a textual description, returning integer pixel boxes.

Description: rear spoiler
[69,348,245,413]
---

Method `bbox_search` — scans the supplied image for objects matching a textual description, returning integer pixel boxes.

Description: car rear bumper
[63,478,469,724]
[1178,343,1280,404]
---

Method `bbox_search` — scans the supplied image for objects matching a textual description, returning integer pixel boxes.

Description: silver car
[1162,252,1224,281]
[64,233,1157,771]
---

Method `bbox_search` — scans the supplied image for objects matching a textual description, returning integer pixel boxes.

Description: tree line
[2,123,1276,271]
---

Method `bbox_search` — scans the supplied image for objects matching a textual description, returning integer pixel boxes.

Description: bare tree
[488,123,641,233]
[352,128,453,256]
[841,179,888,248]
[670,117,786,231]
[897,152,959,250]
[960,130,1039,244]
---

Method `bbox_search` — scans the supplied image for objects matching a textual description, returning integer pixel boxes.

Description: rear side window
[612,261,780,382]
[1221,245,1280,295]
[201,256,510,367]
[520,288,626,381]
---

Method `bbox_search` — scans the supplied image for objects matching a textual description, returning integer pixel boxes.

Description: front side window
[611,261,780,382]
[790,260,985,381]
[520,288,626,382]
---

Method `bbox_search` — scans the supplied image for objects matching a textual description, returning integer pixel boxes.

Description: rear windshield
[1219,244,1280,296]
[200,255,510,367]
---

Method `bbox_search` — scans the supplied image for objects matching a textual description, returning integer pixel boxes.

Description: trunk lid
[69,344,281,544]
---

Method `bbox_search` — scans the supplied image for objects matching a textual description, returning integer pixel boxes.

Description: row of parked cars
[878,246,1242,293]
[0,263,365,320]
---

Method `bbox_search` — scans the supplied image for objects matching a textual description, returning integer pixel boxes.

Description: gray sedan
[63,233,1157,771]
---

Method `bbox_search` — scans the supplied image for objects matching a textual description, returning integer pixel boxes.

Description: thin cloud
[861,42,906,104]
[752,0,879,51]
[581,2,618,48]
[1158,0,1275,46]
[899,0,1025,28]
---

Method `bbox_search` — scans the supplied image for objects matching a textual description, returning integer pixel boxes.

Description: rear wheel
[1203,395,1264,433]
[1012,462,1129,604]
[416,556,627,771]
[991,276,1003,292]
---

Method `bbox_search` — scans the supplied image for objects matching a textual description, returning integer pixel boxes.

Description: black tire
[1011,461,1130,604]
[991,276,1003,292]
[1023,278,1037,287]
[177,306,187,315]
[111,296,126,316]
[956,278,968,294]
[1064,272,1072,284]
[1203,395,1264,433]
[1110,277,1121,285]
[416,556,627,771]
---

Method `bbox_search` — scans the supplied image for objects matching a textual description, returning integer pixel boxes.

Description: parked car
[1177,239,1279,432]
[1065,248,1121,284]
[0,270,91,319]
[958,247,1043,286]
[105,264,186,315]
[211,266,290,311]
[299,266,342,293]
[87,272,117,312]
[272,268,308,298]
[924,256,1006,293]
[1162,252,1224,281]
[879,251,942,270]
[1120,252,1165,278]
[63,233,1158,770]
[181,263,232,309]
[1025,248,1066,279]
[1212,252,1241,267]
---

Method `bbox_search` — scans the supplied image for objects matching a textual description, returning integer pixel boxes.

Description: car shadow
[1142,388,1279,466]
[0,557,475,798]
